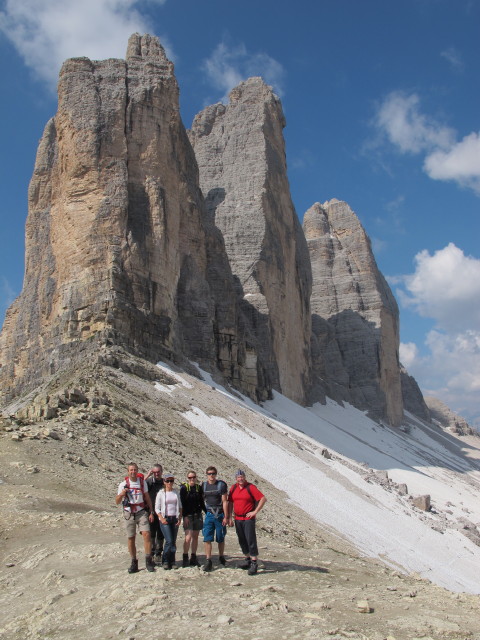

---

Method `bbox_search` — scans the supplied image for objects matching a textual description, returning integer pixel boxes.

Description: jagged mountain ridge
[0,33,439,428]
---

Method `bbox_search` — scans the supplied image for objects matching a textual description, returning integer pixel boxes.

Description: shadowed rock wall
[189,78,312,404]
[304,200,403,426]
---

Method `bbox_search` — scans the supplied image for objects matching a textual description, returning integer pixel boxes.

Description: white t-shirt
[165,491,178,516]
[118,478,145,513]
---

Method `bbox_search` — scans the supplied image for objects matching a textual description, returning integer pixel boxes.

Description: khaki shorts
[124,509,150,537]
[183,513,203,531]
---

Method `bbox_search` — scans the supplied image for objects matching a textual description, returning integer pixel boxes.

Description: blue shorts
[203,511,227,543]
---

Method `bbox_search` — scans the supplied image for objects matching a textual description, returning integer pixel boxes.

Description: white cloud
[374,91,480,195]
[399,341,418,369]
[440,46,464,72]
[202,41,285,102]
[424,132,480,194]
[395,244,480,426]
[0,0,169,89]
[399,243,480,333]
[376,92,454,154]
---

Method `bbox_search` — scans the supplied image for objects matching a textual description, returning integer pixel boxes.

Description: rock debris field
[1,359,480,640]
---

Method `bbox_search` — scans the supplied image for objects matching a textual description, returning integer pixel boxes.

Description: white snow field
[155,363,480,594]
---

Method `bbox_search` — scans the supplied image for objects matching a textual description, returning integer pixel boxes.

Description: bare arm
[247,496,266,519]
[115,485,128,505]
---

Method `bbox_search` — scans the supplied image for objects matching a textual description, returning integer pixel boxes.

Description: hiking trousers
[234,518,258,557]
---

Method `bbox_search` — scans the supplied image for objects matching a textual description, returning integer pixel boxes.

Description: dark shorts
[183,513,203,531]
[203,511,226,543]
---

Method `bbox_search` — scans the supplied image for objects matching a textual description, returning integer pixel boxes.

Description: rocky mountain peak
[125,32,169,62]
[305,199,403,425]
[190,75,311,404]
[1,34,441,428]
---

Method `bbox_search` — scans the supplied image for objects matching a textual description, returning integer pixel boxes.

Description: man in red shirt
[227,470,266,575]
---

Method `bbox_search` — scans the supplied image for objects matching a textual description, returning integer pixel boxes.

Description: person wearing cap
[227,469,266,575]
[155,473,182,570]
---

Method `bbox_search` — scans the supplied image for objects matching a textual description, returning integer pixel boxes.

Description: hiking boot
[163,562,171,570]
[189,553,200,567]
[238,557,251,570]
[247,560,258,575]
[182,554,189,568]
[145,555,155,572]
[219,555,226,567]
[203,558,213,572]
[154,554,162,565]
[127,558,139,574]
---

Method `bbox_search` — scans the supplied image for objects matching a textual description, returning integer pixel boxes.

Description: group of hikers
[116,463,266,576]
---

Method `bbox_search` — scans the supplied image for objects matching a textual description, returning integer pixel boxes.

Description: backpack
[228,482,257,505]
[202,480,227,514]
[182,482,200,493]
[123,473,146,512]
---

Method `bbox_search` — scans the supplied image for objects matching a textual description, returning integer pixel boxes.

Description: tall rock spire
[304,199,403,426]
[0,36,267,402]
[189,77,312,404]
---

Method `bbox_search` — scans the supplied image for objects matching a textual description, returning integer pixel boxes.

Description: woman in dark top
[180,470,206,567]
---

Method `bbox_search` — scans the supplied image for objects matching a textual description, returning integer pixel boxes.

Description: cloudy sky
[0,0,478,426]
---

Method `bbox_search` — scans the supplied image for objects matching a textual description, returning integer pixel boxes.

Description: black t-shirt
[180,483,206,516]
[146,476,164,503]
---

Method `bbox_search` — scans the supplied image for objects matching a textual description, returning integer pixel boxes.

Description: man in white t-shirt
[116,462,155,573]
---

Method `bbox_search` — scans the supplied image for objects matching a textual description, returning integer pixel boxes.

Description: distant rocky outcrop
[425,396,475,436]
[400,365,431,423]
[189,78,312,404]
[304,200,403,426]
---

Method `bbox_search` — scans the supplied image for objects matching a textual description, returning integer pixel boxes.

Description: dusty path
[1,360,480,639]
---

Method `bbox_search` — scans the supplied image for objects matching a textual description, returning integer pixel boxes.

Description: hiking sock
[219,555,226,566]
[182,553,189,568]
[128,558,139,574]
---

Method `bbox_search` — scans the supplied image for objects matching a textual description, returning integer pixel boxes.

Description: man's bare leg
[127,536,137,559]
[142,531,152,556]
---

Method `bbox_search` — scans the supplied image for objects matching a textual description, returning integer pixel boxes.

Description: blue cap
[235,469,246,477]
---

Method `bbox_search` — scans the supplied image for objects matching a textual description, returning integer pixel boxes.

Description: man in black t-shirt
[145,464,165,563]
[201,465,228,572]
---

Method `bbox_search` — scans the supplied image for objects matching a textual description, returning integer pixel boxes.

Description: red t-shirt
[228,483,264,520]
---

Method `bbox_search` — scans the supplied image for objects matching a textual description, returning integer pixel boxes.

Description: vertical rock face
[189,78,312,404]
[0,35,266,402]
[401,366,431,423]
[304,200,403,426]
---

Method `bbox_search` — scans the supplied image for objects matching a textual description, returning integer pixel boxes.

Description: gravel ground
[1,355,479,640]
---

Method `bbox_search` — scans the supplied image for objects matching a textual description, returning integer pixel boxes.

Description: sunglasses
[207,472,217,475]
[187,476,196,479]
[165,479,174,482]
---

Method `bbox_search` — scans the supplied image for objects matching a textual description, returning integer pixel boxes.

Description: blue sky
[0,0,479,426]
